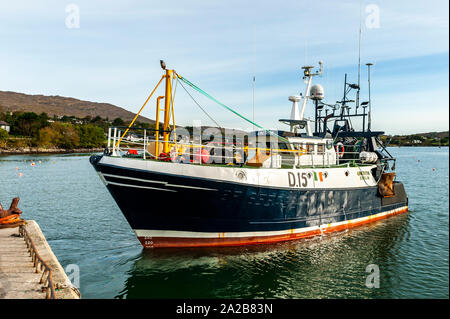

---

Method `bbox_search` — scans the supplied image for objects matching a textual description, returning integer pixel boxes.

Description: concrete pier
[0,220,80,299]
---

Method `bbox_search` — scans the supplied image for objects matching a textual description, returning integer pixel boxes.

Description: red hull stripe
[137,206,408,248]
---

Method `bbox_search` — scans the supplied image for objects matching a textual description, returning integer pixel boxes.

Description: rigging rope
[177,77,222,129]
[175,72,289,143]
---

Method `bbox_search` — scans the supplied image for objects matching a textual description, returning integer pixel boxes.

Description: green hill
[0,90,154,124]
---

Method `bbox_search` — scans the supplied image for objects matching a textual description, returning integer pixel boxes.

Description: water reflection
[116,213,410,299]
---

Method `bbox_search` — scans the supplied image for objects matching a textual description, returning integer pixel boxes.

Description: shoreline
[388,145,448,148]
[0,145,447,156]
[0,147,104,156]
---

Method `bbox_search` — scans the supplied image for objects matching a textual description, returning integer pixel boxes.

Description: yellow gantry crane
[114,60,304,164]
[115,60,176,156]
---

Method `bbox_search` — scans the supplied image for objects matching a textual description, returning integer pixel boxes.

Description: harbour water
[0,147,448,298]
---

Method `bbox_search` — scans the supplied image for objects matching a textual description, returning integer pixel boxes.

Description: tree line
[0,110,155,149]
[380,133,449,147]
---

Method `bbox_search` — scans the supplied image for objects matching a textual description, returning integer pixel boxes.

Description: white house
[0,121,10,133]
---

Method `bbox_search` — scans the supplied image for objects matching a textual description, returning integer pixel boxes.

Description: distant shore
[0,147,104,155]
[390,145,448,147]
[0,144,447,156]
[388,145,448,148]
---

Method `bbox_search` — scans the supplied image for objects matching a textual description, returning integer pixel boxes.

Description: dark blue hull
[90,154,408,247]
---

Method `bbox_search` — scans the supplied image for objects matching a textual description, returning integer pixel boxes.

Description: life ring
[335,142,345,158]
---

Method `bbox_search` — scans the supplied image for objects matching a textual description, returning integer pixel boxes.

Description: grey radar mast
[280,61,323,135]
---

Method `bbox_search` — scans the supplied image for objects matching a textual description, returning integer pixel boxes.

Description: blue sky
[1,0,448,135]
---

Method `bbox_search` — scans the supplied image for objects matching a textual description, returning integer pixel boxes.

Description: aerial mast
[366,63,373,131]
[297,61,323,135]
[356,0,362,111]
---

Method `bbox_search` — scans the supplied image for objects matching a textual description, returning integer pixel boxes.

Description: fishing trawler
[90,60,408,248]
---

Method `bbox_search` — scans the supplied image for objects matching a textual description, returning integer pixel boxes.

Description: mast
[366,63,373,131]
[163,68,173,153]
[299,67,313,120]
[298,61,323,135]
[252,76,255,132]
[356,0,362,110]
[341,73,347,119]
[281,61,322,135]
[155,96,164,159]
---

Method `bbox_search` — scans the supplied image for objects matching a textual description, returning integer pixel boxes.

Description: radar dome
[310,84,324,100]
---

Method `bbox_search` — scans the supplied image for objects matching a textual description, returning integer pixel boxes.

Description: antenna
[252,75,255,132]
[305,37,308,67]
[366,63,373,131]
[252,26,256,132]
[356,0,362,110]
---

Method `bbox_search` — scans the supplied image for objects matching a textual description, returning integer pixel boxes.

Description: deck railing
[106,127,389,169]
[19,225,56,299]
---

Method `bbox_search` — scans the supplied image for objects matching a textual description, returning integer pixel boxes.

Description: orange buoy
[194,149,210,164]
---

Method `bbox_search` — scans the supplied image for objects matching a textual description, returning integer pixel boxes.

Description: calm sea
[0,147,448,299]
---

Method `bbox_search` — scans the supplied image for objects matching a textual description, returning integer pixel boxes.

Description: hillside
[415,131,449,139]
[380,131,449,146]
[0,90,154,124]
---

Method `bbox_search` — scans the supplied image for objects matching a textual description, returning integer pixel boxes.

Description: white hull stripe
[107,181,177,192]
[103,173,166,184]
[102,173,218,191]
[100,156,378,189]
[134,206,408,239]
